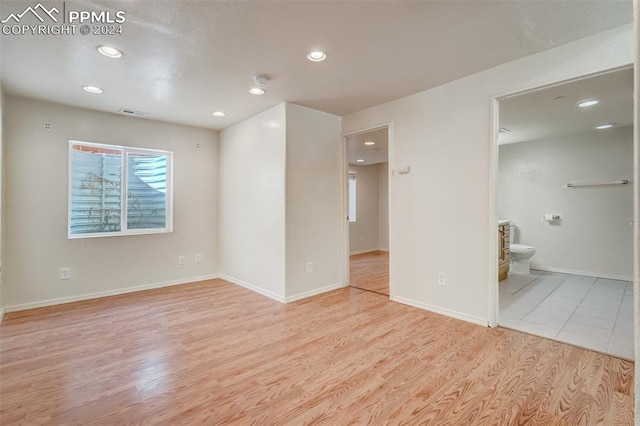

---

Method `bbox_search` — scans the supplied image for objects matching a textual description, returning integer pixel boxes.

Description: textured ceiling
[347,127,389,165]
[0,0,633,130]
[499,67,633,145]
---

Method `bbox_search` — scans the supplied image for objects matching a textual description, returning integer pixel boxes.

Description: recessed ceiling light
[306,50,327,62]
[577,99,600,108]
[97,45,123,58]
[356,159,365,163]
[364,141,375,146]
[211,111,226,117]
[249,87,265,96]
[82,85,103,94]
[595,123,616,130]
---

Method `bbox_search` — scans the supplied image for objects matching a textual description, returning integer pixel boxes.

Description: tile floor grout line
[559,275,598,330]
[606,279,629,352]
[500,272,632,357]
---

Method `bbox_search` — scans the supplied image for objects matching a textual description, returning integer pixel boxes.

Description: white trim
[3,274,220,313]
[218,274,285,303]
[529,264,632,282]
[0,307,4,324]
[487,96,500,328]
[284,283,343,303]
[391,295,488,327]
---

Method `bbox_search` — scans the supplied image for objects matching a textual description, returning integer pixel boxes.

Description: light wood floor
[0,279,634,424]
[350,250,389,296]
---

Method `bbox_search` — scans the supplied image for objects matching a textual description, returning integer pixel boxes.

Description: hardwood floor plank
[0,279,634,424]
[350,250,389,295]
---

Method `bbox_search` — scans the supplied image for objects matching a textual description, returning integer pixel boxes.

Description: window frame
[68,140,174,239]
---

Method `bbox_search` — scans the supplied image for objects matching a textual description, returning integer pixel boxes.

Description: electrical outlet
[195,253,202,263]
[178,255,185,266]
[438,272,447,286]
[359,235,365,242]
[60,267,70,280]
[306,262,313,273]
[43,121,52,131]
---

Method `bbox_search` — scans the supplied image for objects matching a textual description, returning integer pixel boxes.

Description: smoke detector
[253,74,269,86]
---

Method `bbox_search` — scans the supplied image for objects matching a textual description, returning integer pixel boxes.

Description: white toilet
[509,222,536,275]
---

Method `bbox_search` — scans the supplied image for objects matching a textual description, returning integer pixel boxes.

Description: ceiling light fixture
[211,111,226,117]
[97,45,123,58]
[356,159,365,163]
[306,50,327,62]
[595,123,616,130]
[364,141,375,146]
[83,85,103,94]
[249,87,265,96]
[577,99,600,108]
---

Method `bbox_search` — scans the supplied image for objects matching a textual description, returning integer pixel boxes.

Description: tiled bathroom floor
[499,270,634,360]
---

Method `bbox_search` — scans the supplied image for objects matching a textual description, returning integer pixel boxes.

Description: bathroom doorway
[494,67,634,359]
[344,126,391,296]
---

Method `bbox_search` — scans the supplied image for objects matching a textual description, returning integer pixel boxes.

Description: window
[69,141,173,238]
[348,172,357,222]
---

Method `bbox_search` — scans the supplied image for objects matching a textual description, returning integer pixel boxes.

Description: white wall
[378,162,389,252]
[349,164,380,254]
[3,96,219,310]
[285,103,342,300]
[499,127,633,280]
[219,104,287,300]
[342,25,633,325]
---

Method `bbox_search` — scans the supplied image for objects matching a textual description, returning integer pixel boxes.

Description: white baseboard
[391,295,488,327]
[529,264,632,282]
[0,307,4,324]
[284,283,344,303]
[218,274,285,303]
[3,274,220,313]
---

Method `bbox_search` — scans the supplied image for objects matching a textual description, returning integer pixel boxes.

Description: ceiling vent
[118,108,149,117]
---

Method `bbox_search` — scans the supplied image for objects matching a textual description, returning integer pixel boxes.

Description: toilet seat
[510,243,535,253]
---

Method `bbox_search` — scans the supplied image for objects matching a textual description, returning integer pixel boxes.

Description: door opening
[344,125,391,297]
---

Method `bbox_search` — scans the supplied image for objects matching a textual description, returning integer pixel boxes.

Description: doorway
[494,67,634,359]
[344,126,390,296]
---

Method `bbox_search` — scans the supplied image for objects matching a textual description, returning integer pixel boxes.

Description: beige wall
[3,96,219,310]
[499,127,633,280]
[219,104,287,300]
[285,103,343,300]
[343,25,633,325]
[349,162,389,254]
[349,164,380,254]
[219,103,343,301]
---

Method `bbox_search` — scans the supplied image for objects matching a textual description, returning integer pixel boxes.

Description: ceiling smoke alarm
[253,74,269,87]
